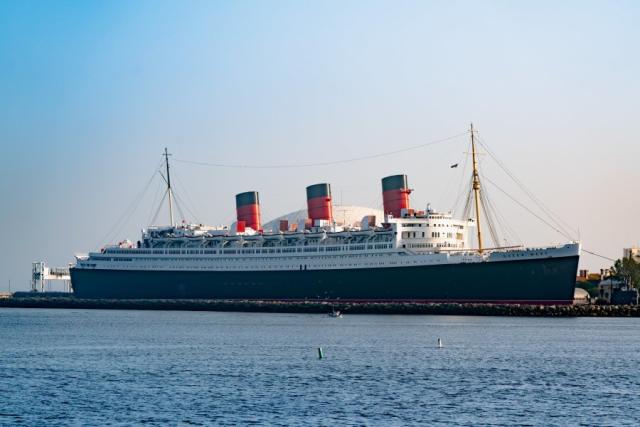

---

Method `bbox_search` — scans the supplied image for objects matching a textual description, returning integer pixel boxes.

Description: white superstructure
[75,207,580,273]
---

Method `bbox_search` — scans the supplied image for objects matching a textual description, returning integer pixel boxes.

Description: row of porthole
[100,254,454,269]
[504,252,547,258]
[92,252,399,263]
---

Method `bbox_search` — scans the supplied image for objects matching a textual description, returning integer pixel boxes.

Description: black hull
[70,255,579,304]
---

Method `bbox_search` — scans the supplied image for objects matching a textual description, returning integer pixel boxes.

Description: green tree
[610,257,640,288]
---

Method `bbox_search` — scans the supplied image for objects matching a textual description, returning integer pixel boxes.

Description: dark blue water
[1,309,639,426]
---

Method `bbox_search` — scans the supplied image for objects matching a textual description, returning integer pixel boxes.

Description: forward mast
[163,147,175,227]
[470,123,484,253]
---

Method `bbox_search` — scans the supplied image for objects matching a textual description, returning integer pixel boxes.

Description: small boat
[328,309,343,318]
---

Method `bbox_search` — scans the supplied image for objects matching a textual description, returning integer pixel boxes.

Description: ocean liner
[70,126,580,303]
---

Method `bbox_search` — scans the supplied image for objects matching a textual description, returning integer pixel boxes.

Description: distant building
[576,269,606,283]
[623,246,640,263]
[576,269,588,282]
[589,272,604,282]
[598,277,622,302]
[598,277,638,305]
[262,205,385,232]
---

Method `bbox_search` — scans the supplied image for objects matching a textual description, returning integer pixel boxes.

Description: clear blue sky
[1,0,638,290]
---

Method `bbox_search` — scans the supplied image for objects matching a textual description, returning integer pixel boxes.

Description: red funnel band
[307,196,333,222]
[237,204,261,231]
[236,220,246,233]
[383,189,411,217]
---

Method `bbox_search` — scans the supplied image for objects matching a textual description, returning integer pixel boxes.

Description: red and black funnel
[381,174,411,217]
[306,183,333,223]
[235,191,261,231]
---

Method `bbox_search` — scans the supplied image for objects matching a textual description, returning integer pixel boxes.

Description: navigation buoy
[318,347,324,359]
[437,338,443,348]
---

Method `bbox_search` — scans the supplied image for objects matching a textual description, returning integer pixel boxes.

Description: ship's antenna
[164,147,175,227]
[470,123,483,253]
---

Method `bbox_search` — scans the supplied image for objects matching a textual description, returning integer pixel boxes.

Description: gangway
[31,262,72,292]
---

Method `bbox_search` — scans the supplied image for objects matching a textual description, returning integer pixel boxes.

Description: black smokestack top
[235,191,259,207]
[381,174,409,192]
[306,183,331,199]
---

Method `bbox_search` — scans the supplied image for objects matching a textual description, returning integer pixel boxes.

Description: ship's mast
[470,123,483,253]
[163,147,175,227]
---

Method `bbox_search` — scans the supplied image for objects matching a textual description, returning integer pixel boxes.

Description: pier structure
[31,262,72,292]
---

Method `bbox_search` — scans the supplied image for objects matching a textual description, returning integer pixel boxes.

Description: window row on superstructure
[100,243,394,256]
[80,250,464,271]
[401,222,464,228]
[140,232,395,249]
[406,242,461,249]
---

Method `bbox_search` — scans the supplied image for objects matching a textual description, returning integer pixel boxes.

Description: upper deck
[97,207,474,256]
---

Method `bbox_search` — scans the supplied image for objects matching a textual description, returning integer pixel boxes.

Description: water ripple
[1,309,639,425]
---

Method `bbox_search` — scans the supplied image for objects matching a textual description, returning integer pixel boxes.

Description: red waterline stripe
[221,298,574,306]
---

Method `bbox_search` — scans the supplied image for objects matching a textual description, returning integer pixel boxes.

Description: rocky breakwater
[1,296,639,316]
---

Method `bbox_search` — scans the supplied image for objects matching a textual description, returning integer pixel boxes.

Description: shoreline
[1,297,638,316]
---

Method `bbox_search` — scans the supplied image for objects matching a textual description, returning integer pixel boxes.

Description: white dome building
[262,205,384,232]
[573,287,590,305]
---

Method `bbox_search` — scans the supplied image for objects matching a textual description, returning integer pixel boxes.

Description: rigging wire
[460,176,474,220]
[482,175,574,241]
[173,132,468,169]
[146,176,166,225]
[99,128,599,257]
[173,193,188,224]
[449,141,472,214]
[479,187,502,247]
[475,136,578,239]
[366,193,383,215]
[478,167,521,246]
[150,190,168,226]
[154,160,201,225]
[476,135,567,234]
[436,136,469,208]
[94,160,164,249]
[173,191,199,224]
[171,166,203,223]
[582,249,616,262]
[484,185,522,245]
